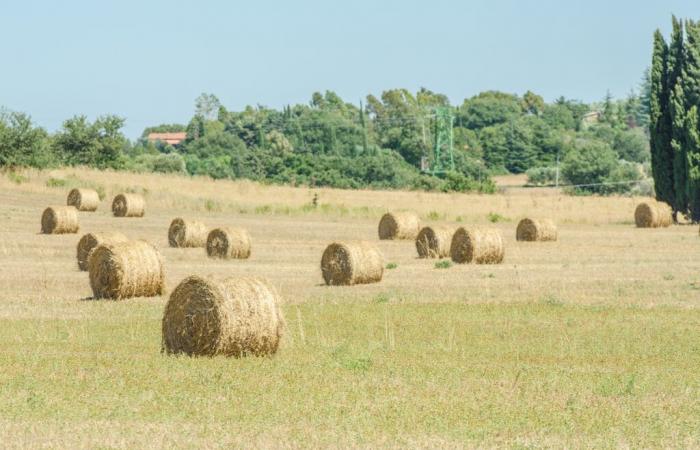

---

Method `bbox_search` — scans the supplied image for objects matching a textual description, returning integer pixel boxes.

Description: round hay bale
[162,276,285,357]
[206,227,251,259]
[168,218,208,248]
[112,193,145,217]
[76,231,129,271]
[415,226,453,258]
[321,241,384,285]
[450,228,504,264]
[88,240,164,299]
[66,188,99,212]
[378,211,420,240]
[41,206,79,234]
[635,201,672,228]
[516,218,558,242]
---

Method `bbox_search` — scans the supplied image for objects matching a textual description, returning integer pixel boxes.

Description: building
[581,111,602,127]
[147,132,187,146]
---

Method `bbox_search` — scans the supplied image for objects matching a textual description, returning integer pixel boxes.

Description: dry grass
[0,168,699,447]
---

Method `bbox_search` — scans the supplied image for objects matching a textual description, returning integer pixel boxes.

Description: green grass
[385,262,398,270]
[487,212,510,223]
[1,302,698,446]
[435,260,452,269]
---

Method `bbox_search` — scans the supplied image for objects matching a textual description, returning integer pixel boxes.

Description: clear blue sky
[2,0,699,138]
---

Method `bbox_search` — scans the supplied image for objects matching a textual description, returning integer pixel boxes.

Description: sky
[2,0,700,139]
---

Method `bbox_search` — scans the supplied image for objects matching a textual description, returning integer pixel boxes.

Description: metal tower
[429,107,455,175]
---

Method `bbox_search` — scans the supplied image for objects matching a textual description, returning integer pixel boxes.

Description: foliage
[0,82,657,196]
[648,17,700,221]
[526,166,558,186]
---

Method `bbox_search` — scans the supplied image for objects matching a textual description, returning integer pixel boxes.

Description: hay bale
[415,226,453,258]
[206,227,251,259]
[516,218,558,242]
[112,193,145,217]
[635,201,672,228]
[378,211,420,240]
[321,241,384,285]
[162,276,285,357]
[88,240,164,299]
[450,228,504,264]
[41,206,79,234]
[76,231,129,271]
[66,188,99,212]
[168,218,208,248]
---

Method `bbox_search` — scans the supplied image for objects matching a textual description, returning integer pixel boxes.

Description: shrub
[526,166,558,186]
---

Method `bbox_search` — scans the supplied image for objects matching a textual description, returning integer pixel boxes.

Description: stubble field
[0,168,699,448]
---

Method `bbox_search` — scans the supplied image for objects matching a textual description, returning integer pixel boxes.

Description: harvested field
[0,168,699,448]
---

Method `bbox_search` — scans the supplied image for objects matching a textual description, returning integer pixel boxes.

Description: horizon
[2,0,700,139]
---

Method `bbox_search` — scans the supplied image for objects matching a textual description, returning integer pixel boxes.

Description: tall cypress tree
[684,20,700,220]
[650,30,675,208]
[668,17,687,215]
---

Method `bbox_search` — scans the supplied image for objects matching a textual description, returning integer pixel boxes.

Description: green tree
[649,29,676,209]
[668,17,687,215]
[460,91,522,129]
[521,91,545,116]
[684,20,700,220]
[0,111,53,167]
[194,93,221,120]
[561,141,618,194]
[53,115,126,169]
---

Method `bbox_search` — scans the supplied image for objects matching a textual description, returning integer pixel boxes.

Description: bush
[561,140,617,194]
[526,166,558,186]
[562,140,645,195]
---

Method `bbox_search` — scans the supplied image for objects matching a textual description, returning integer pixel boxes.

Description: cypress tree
[684,20,700,220]
[668,17,687,216]
[650,30,675,208]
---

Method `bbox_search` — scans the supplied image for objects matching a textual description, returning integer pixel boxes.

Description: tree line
[2,83,651,194]
[650,16,700,221]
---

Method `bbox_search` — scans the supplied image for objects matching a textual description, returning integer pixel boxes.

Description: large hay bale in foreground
[206,227,251,259]
[321,241,384,285]
[112,193,145,217]
[66,188,99,212]
[162,276,285,357]
[41,206,79,234]
[450,228,504,264]
[516,218,558,242]
[415,226,453,258]
[635,201,672,228]
[88,240,164,299]
[378,211,420,240]
[76,231,129,271]
[168,218,208,248]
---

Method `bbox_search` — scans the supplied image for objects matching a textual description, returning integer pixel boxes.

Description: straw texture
[76,231,129,271]
[378,212,420,240]
[66,188,99,212]
[635,201,672,228]
[88,240,164,299]
[321,241,384,285]
[168,218,208,248]
[162,276,285,357]
[41,206,79,234]
[112,193,145,217]
[206,227,251,259]
[516,218,558,242]
[415,226,453,258]
[450,228,504,264]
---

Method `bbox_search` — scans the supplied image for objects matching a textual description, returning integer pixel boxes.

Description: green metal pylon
[431,107,455,175]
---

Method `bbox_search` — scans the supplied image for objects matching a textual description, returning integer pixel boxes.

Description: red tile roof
[147,132,187,145]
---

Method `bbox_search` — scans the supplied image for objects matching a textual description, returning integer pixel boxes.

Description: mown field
[0,168,699,448]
